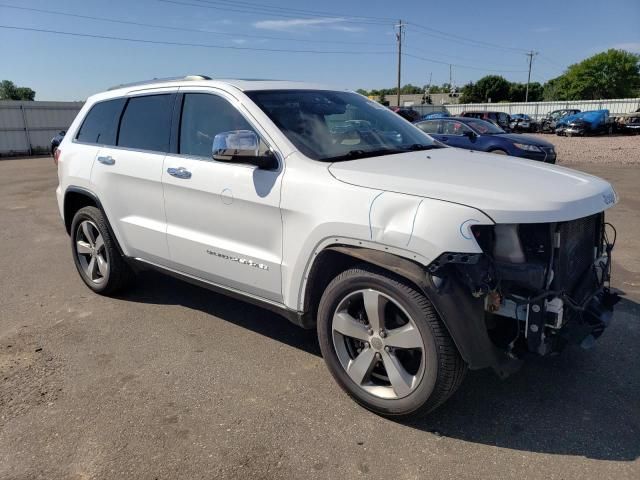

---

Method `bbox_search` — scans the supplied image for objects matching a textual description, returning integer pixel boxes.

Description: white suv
[55,76,619,416]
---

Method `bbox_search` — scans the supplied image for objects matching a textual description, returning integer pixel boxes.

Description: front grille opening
[553,213,601,295]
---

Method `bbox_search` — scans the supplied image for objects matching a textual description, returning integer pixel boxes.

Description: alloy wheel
[75,220,109,284]
[331,289,426,399]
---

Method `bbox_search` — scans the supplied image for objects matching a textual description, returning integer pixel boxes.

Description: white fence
[0,100,83,156]
[414,98,640,119]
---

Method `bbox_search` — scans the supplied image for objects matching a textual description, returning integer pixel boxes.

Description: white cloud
[531,26,553,33]
[612,42,640,53]
[253,17,363,32]
[231,39,247,45]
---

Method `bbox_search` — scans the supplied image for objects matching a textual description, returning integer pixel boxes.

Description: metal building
[0,100,83,156]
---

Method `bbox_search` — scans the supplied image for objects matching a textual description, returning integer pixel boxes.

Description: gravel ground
[528,133,640,165]
[0,158,639,479]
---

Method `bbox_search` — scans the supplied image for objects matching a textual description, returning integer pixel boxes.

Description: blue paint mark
[368,192,385,239]
[406,199,424,246]
[460,219,481,240]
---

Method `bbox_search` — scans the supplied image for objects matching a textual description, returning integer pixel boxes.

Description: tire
[490,149,508,155]
[70,206,134,295]
[317,265,466,417]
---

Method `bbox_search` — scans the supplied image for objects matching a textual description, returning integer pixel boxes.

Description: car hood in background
[328,148,616,224]
[490,133,554,147]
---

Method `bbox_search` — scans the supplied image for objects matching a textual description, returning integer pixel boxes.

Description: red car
[460,111,511,131]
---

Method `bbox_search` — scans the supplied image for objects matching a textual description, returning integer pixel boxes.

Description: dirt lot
[1,153,639,479]
[531,133,640,165]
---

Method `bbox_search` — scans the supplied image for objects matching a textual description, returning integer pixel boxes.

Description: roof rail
[108,75,212,91]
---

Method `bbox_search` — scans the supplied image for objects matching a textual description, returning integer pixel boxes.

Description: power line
[187,0,394,23]
[403,52,528,73]
[403,45,528,70]
[405,21,530,54]
[0,24,395,54]
[0,3,392,46]
[158,0,392,26]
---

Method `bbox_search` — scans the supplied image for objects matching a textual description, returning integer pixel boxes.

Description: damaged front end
[427,213,619,375]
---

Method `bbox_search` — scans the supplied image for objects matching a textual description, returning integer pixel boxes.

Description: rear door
[161,89,284,302]
[90,90,175,262]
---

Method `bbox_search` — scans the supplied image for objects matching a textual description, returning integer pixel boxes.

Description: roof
[106,75,338,94]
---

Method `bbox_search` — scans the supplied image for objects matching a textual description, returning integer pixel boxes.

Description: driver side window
[179,93,256,158]
[442,120,471,135]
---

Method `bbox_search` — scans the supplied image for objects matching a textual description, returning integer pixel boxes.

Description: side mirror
[212,130,278,170]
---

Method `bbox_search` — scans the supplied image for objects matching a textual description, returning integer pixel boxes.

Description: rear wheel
[317,266,466,417]
[70,206,134,295]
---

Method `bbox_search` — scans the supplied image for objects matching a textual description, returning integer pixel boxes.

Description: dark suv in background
[460,111,511,131]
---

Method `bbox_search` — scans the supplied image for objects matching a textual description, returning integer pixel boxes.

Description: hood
[491,133,554,147]
[328,148,617,224]
[558,110,609,127]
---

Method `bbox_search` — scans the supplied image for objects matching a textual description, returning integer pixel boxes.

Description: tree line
[358,49,640,104]
[0,80,36,101]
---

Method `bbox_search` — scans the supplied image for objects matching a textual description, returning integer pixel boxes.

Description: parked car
[415,117,557,163]
[50,130,65,155]
[391,106,421,122]
[555,110,613,136]
[509,114,535,132]
[538,109,580,133]
[613,110,640,134]
[460,111,511,131]
[421,111,450,120]
[56,76,619,417]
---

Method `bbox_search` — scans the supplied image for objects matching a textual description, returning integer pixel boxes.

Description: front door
[439,119,475,149]
[162,90,284,302]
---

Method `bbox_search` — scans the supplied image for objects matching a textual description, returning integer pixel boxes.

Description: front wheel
[317,266,466,417]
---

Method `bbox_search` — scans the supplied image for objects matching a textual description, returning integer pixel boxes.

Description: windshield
[465,119,505,134]
[246,90,440,161]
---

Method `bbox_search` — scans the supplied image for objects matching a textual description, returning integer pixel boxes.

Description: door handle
[97,155,115,165]
[167,167,192,179]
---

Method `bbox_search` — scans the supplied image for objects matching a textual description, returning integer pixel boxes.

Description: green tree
[508,82,543,102]
[459,82,480,103]
[0,80,36,100]
[543,49,640,100]
[474,75,511,102]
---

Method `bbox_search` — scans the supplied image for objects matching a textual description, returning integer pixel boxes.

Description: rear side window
[179,93,254,158]
[118,94,173,152]
[416,120,440,134]
[76,98,125,145]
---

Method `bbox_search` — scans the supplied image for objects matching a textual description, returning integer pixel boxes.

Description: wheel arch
[63,186,126,256]
[302,244,516,375]
[301,245,431,327]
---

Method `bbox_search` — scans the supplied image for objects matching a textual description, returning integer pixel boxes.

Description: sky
[1,0,639,101]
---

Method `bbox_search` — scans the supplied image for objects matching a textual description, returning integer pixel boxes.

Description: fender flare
[63,186,126,256]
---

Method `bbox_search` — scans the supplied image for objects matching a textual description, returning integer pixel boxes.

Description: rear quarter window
[117,94,173,152]
[416,121,440,134]
[75,98,125,145]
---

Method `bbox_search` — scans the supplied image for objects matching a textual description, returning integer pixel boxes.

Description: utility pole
[396,19,404,107]
[525,50,538,102]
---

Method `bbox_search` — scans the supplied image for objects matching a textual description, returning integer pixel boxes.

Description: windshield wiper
[401,143,444,151]
[327,148,406,162]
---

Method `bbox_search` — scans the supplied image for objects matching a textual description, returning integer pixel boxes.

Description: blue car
[414,116,557,163]
[555,109,612,136]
